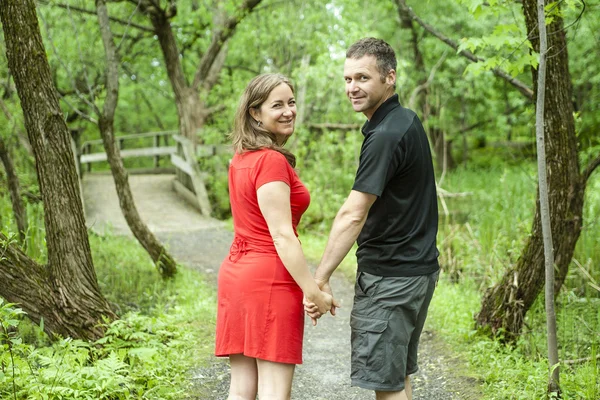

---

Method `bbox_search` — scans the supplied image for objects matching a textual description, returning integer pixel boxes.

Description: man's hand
[303,278,340,326]
[315,278,337,316]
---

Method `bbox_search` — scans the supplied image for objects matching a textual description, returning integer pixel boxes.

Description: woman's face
[253,83,296,145]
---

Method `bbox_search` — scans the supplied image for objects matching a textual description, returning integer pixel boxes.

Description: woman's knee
[228,394,256,400]
[256,392,291,400]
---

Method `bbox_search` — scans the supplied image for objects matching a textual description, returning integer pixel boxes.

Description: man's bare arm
[314,190,377,283]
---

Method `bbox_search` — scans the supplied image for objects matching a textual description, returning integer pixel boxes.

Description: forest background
[0,0,599,399]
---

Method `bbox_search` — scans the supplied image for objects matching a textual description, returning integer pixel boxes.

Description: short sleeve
[353,130,404,196]
[254,150,292,190]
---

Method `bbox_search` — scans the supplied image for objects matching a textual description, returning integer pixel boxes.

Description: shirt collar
[361,94,401,136]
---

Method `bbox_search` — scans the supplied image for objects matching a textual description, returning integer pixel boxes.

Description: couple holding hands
[215,37,440,400]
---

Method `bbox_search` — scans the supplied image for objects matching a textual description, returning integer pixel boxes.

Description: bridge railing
[78,131,232,217]
[171,135,214,216]
[79,130,177,173]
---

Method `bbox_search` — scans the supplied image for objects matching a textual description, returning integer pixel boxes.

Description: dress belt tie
[228,236,277,262]
[229,237,248,262]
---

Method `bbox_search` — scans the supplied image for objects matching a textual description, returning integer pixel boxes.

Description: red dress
[215,149,310,364]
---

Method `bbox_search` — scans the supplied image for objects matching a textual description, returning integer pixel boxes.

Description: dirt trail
[83,174,481,400]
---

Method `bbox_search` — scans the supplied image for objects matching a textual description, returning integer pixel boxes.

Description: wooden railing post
[85,142,92,173]
[153,133,160,168]
[171,134,212,217]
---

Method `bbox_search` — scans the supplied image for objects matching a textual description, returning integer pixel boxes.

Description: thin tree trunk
[397,5,454,169]
[534,0,560,393]
[475,0,584,342]
[95,0,177,278]
[0,135,27,241]
[0,0,116,340]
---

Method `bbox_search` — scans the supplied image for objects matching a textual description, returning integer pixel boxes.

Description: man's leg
[228,354,258,400]
[404,376,412,399]
[374,377,411,400]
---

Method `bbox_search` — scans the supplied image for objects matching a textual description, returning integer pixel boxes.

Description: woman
[215,73,334,400]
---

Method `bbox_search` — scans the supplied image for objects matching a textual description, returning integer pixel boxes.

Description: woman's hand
[303,289,340,326]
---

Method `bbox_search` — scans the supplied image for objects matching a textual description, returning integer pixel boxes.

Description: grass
[299,230,358,281]
[302,162,600,399]
[2,154,599,399]
[428,164,600,399]
[0,200,217,399]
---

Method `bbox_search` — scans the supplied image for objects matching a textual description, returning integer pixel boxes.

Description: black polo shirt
[352,94,439,277]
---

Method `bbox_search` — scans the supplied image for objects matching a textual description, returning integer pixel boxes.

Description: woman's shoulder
[237,148,287,164]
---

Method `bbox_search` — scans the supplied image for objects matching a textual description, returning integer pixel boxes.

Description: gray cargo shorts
[350,270,439,392]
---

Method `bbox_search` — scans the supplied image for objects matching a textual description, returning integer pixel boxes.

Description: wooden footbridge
[78,131,229,235]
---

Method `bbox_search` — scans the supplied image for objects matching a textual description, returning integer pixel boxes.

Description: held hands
[303,279,340,326]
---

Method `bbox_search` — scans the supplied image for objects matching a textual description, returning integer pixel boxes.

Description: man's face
[343,55,395,120]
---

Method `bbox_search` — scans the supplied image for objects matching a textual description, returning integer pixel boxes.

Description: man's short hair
[346,37,397,83]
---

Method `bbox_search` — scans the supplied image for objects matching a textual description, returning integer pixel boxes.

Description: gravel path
[84,174,482,400]
[159,229,480,400]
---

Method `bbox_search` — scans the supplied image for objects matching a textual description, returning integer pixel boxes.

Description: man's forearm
[314,205,367,282]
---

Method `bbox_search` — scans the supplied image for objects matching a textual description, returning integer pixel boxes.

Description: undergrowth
[0,217,216,399]
[425,165,600,399]
[302,163,600,399]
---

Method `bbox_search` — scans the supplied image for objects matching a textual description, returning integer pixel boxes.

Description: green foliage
[304,164,600,399]
[0,234,217,399]
[295,126,363,231]
[0,304,194,399]
[0,189,216,398]
[430,165,600,399]
[2,0,600,398]
[426,279,600,399]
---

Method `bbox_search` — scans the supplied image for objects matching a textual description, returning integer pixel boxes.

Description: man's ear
[387,70,397,86]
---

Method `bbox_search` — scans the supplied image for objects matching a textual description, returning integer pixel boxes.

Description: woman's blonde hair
[230,73,296,167]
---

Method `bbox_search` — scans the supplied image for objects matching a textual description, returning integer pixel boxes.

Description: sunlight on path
[82,174,224,235]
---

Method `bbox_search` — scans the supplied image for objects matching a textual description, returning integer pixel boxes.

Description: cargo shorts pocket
[350,313,388,371]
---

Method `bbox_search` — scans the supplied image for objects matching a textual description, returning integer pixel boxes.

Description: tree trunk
[0,135,27,242]
[397,6,454,170]
[429,127,456,172]
[95,0,177,278]
[475,0,584,342]
[139,0,261,142]
[0,0,116,340]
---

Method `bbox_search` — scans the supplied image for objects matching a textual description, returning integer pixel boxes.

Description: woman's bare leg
[228,354,258,400]
[256,358,295,400]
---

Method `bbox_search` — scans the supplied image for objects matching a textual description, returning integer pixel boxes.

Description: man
[311,37,440,400]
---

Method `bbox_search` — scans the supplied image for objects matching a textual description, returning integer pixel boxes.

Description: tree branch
[202,42,228,93]
[204,104,227,118]
[48,2,154,32]
[583,153,600,183]
[563,354,600,366]
[305,123,362,131]
[408,50,447,110]
[38,9,100,116]
[96,0,120,121]
[395,0,534,101]
[192,0,262,90]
